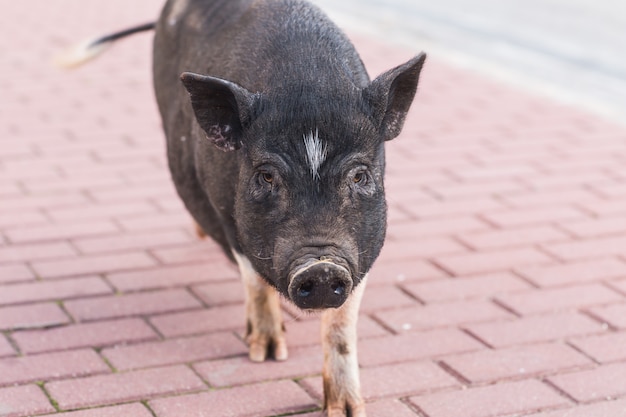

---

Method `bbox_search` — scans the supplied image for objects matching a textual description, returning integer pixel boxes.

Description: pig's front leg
[321,275,368,417]
[234,253,288,362]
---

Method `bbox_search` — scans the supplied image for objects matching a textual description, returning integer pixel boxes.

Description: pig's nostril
[298,280,315,298]
[331,281,345,297]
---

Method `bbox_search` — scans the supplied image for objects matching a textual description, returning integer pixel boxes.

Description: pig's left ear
[364,53,426,141]
[180,72,256,151]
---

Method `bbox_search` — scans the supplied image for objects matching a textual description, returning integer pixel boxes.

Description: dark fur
[153,0,425,300]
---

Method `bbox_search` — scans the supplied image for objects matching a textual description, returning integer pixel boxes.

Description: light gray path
[313,0,626,123]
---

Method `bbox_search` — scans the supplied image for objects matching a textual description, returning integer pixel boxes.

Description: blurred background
[312,0,626,124]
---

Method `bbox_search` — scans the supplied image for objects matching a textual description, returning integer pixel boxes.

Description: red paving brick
[64,288,203,321]
[12,318,159,354]
[46,365,206,410]
[102,332,247,371]
[374,299,513,332]
[516,258,626,287]
[0,277,112,306]
[441,342,592,383]
[196,345,323,388]
[587,302,626,329]
[3,0,626,415]
[409,380,571,417]
[300,361,460,402]
[465,312,607,348]
[0,264,34,284]
[547,362,626,403]
[38,403,154,417]
[149,380,316,417]
[435,247,554,276]
[150,304,245,337]
[358,329,486,367]
[526,398,626,417]
[569,331,626,363]
[0,349,109,386]
[0,303,69,331]
[0,385,56,417]
[403,272,531,302]
[495,284,623,315]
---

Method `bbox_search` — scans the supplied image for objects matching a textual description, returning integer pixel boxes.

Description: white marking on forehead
[303,129,327,180]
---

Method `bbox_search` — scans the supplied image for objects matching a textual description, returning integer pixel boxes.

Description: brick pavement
[2,1,626,416]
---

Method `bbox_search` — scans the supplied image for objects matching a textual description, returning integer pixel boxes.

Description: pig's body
[65,0,425,414]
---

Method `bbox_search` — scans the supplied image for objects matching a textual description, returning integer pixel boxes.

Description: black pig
[59,0,425,415]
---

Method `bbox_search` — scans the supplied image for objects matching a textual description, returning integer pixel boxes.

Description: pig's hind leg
[321,275,368,417]
[234,252,288,362]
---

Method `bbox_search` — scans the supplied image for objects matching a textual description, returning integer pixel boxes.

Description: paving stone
[64,288,203,321]
[0,276,112,306]
[495,284,623,315]
[465,312,607,348]
[376,299,513,333]
[107,262,238,292]
[548,362,626,403]
[149,380,316,417]
[435,247,553,276]
[409,380,570,417]
[0,384,56,417]
[569,331,626,363]
[150,304,244,337]
[46,365,206,410]
[403,272,531,302]
[300,361,460,402]
[196,345,322,387]
[0,349,109,386]
[12,318,159,354]
[526,398,626,417]
[358,329,486,367]
[0,302,70,331]
[442,342,592,383]
[587,303,626,329]
[516,258,626,287]
[38,403,154,417]
[0,264,35,284]
[32,251,156,279]
[103,332,247,371]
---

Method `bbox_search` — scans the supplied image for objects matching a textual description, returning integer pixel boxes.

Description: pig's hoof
[326,401,366,417]
[247,332,288,362]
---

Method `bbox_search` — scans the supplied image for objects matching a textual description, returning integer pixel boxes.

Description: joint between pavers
[2,330,23,357]
[367,313,399,335]
[541,376,581,405]
[398,396,430,417]
[94,347,119,373]
[140,399,159,417]
[459,326,496,349]
[579,308,616,331]
[36,381,61,412]
[435,359,472,386]
[490,297,523,318]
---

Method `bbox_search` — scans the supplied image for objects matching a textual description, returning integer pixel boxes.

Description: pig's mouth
[287,256,354,310]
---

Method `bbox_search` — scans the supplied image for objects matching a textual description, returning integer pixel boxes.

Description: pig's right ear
[180,72,256,151]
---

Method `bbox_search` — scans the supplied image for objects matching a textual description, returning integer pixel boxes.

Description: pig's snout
[288,260,352,309]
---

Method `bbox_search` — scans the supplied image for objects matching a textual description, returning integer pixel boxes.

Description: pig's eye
[352,171,367,185]
[260,172,274,184]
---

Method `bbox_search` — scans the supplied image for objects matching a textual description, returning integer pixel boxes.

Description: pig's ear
[180,72,256,151]
[364,53,426,141]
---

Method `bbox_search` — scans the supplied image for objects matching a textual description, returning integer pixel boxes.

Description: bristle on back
[54,38,112,69]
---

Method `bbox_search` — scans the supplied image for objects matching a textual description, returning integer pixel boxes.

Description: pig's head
[181,54,425,310]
